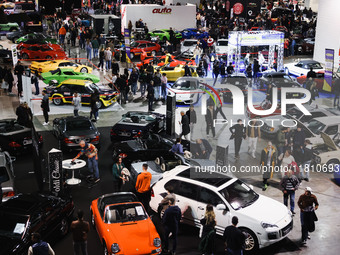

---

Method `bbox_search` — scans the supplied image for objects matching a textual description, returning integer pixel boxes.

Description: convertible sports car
[129,40,161,59]
[284,60,324,77]
[110,111,166,142]
[0,44,12,63]
[53,116,100,151]
[156,64,198,82]
[30,60,93,74]
[181,28,209,39]
[167,77,203,105]
[148,29,182,41]
[0,151,16,202]
[43,79,117,108]
[0,193,74,255]
[90,192,161,255]
[41,68,100,85]
[297,70,340,92]
[16,33,57,44]
[17,42,63,51]
[0,119,43,154]
[20,44,67,60]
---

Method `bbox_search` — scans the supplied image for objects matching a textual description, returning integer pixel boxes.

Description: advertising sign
[48,148,63,197]
[11,44,18,66]
[124,28,130,59]
[323,48,334,92]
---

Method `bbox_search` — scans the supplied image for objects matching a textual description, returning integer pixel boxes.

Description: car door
[164,179,198,226]
[293,62,303,76]
[196,187,231,235]
[136,43,147,54]
[59,84,72,103]
[79,85,91,105]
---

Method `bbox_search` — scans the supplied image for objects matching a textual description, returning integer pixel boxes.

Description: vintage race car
[90,192,161,255]
[16,33,57,44]
[148,29,182,41]
[156,64,198,82]
[30,60,92,74]
[41,68,100,84]
[20,44,67,60]
[43,79,117,108]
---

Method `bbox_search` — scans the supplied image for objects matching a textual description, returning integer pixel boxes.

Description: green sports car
[16,33,58,44]
[148,29,182,41]
[41,68,100,85]
[0,23,19,33]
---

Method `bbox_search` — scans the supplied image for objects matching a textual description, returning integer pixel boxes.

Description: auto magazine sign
[48,148,63,197]
[323,48,334,92]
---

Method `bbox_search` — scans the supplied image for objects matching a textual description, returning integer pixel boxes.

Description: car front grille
[280,220,293,237]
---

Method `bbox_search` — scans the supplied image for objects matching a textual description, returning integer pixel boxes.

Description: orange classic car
[90,192,161,255]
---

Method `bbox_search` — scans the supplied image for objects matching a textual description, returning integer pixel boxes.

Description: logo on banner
[233,3,244,15]
[152,8,172,14]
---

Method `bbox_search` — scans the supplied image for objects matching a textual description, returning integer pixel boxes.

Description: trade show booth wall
[120,4,196,33]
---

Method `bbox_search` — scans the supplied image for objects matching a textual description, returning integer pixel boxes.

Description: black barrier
[48,148,63,197]
[166,94,176,136]
[31,125,44,192]
[216,145,229,167]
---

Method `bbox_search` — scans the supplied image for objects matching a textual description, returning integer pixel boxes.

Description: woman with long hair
[199,204,216,255]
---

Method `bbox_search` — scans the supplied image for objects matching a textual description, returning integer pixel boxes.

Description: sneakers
[252,153,256,158]
[301,240,307,245]
[308,234,311,240]
[43,122,49,126]
[94,178,100,183]
[262,184,268,191]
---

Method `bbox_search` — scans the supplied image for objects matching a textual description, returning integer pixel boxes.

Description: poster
[48,148,63,197]
[323,48,334,92]
[11,44,18,67]
[124,28,131,60]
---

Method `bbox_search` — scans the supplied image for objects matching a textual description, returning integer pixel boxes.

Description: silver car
[0,151,16,202]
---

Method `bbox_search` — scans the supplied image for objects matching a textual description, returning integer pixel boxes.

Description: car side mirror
[10,156,16,163]
[216,204,226,210]
[248,184,254,190]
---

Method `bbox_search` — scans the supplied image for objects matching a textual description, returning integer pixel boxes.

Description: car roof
[60,79,91,85]
[298,60,319,64]
[313,116,340,125]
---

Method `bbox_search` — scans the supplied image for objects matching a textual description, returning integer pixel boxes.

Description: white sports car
[284,59,324,77]
[167,77,203,105]
[214,39,228,55]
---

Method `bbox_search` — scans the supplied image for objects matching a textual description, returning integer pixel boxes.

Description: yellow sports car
[30,60,92,74]
[156,64,197,82]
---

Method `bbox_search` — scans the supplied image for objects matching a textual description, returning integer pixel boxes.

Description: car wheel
[151,50,156,56]
[46,55,52,59]
[96,100,103,109]
[12,37,18,43]
[53,96,63,106]
[240,228,259,253]
[160,162,168,172]
[59,217,69,236]
[155,156,164,165]
[22,53,29,59]
[130,52,134,59]
[285,67,289,75]
[90,210,95,228]
[103,241,108,255]
[298,46,303,54]
[80,67,88,73]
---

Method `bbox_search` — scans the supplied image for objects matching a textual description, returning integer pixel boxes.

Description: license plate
[293,94,299,97]
[23,139,32,145]
[120,132,130,137]
[282,225,292,236]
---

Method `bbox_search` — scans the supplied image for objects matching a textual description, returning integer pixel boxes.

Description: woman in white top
[193,45,202,66]
[278,149,295,178]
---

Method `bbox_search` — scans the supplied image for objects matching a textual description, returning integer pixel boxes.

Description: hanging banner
[48,148,63,197]
[11,44,18,67]
[124,28,131,60]
[323,48,334,92]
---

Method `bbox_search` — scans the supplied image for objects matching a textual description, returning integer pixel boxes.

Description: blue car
[181,28,209,39]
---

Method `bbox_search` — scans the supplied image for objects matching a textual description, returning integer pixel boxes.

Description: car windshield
[219,180,259,210]
[171,80,197,90]
[217,41,228,46]
[0,212,29,238]
[306,119,326,135]
[307,62,322,69]
[66,120,93,131]
[104,203,147,223]
[86,83,100,93]
[286,108,303,119]
[130,42,138,47]
[183,41,197,46]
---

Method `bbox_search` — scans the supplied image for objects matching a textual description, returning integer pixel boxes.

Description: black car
[0,193,74,255]
[53,116,100,151]
[0,44,12,64]
[112,134,190,168]
[221,74,249,102]
[259,72,303,99]
[110,111,166,142]
[6,28,25,43]
[0,119,43,154]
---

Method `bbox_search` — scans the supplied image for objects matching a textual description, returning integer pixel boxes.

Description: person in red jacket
[59,25,67,45]
[135,163,152,212]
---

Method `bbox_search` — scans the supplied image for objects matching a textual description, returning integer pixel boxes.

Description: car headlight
[111,243,120,253]
[153,237,161,247]
[261,222,278,229]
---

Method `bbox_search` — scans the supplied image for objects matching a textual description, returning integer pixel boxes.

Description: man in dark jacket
[280,170,300,214]
[186,105,197,140]
[116,75,128,104]
[226,62,234,76]
[333,78,340,108]
[147,81,155,111]
[298,187,319,245]
[28,232,54,255]
[41,91,50,125]
[179,111,190,140]
[205,105,216,138]
[301,140,313,182]
[293,126,306,150]
[223,216,245,255]
[184,63,191,76]
[112,59,120,75]
[195,139,212,159]
[229,119,246,159]
[70,210,90,255]
[163,198,181,255]
[14,62,24,97]
[260,142,277,191]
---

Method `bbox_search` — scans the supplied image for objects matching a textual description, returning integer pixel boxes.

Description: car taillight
[9,141,21,148]
[64,138,73,144]
[133,131,142,138]
[110,129,116,136]
[38,135,43,143]
[151,188,154,197]
[2,191,15,199]
[92,136,99,142]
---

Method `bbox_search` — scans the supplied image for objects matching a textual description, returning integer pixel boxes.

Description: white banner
[11,44,18,66]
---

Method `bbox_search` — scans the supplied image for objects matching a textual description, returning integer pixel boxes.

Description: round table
[62,159,86,185]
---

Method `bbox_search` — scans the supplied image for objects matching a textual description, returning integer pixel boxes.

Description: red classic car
[17,42,63,51]
[297,70,339,92]
[136,54,196,69]
[20,44,67,60]
[129,40,161,59]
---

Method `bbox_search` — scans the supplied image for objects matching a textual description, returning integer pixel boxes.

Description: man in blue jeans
[280,170,300,214]
[223,216,245,255]
[72,140,100,183]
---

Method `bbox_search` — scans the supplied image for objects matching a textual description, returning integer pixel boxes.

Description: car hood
[64,130,97,137]
[320,132,337,150]
[107,220,156,253]
[0,235,23,254]
[97,84,114,93]
[237,195,290,224]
